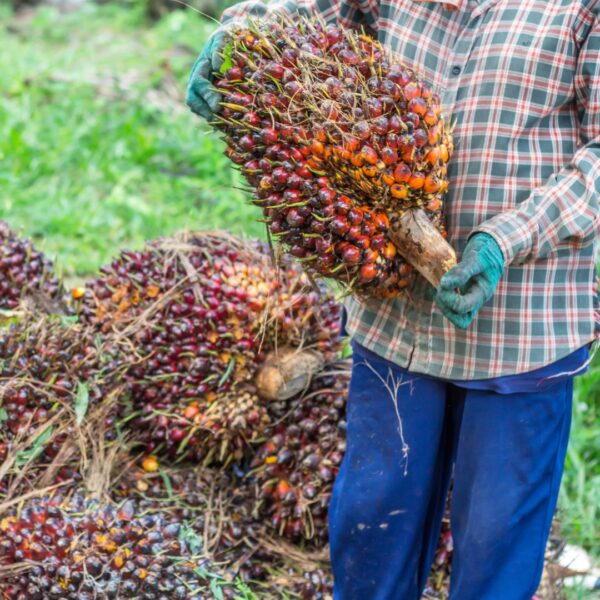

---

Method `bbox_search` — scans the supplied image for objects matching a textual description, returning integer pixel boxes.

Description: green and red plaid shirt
[223,0,600,379]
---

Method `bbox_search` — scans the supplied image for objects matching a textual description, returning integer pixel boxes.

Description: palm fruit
[0,494,227,600]
[0,221,62,310]
[77,232,341,465]
[249,360,350,545]
[112,463,332,597]
[424,504,453,599]
[0,315,119,497]
[213,17,456,297]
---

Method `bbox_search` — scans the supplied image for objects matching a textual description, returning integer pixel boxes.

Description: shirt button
[451,65,461,76]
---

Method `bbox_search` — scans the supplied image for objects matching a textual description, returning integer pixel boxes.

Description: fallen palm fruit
[0,221,62,310]
[0,494,231,600]
[249,360,350,545]
[213,17,457,296]
[77,231,342,465]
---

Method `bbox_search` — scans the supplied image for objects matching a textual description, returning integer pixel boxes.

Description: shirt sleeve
[221,0,379,33]
[475,14,600,265]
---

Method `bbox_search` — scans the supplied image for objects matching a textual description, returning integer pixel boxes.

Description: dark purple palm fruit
[424,496,454,599]
[213,17,455,298]
[0,494,232,599]
[110,462,330,593]
[0,316,119,497]
[77,231,342,466]
[249,360,350,546]
[0,221,62,310]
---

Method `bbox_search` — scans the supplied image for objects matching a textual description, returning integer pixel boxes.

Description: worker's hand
[186,20,241,121]
[435,233,504,329]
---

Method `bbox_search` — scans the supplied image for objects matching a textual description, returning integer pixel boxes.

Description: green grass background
[0,0,598,583]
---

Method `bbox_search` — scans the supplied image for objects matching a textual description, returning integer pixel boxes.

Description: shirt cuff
[473,211,537,265]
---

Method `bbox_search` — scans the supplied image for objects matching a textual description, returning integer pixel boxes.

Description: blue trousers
[328,345,573,600]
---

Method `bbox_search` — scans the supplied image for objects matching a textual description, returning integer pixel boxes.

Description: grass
[0,1,263,279]
[1,0,599,588]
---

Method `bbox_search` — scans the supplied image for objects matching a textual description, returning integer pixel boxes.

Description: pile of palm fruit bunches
[0,221,457,598]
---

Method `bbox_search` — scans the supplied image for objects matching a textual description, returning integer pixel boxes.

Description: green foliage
[559,353,600,560]
[0,3,263,278]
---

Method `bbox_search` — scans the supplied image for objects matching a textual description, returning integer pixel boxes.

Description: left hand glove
[435,233,505,329]
[186,20,241,121]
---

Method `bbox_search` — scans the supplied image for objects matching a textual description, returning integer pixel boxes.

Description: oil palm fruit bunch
[213,17,457,297]
[77,232,341,465]
[0,316,119,495]
[249,361,350,545]
[0,221,62,310]
[0,494,223,599]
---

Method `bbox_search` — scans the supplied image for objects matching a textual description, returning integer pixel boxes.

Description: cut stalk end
[389,208,457,288]
[255,347,324,400]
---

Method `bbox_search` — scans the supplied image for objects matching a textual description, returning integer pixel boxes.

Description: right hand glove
[186,20,241,121]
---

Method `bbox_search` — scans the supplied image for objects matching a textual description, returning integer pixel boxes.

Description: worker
[186,1,600,598]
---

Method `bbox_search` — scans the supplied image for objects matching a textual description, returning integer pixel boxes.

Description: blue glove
[435,233,505,329]
[186,21,239,121]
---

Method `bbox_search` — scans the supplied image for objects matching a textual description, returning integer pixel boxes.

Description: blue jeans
[328,343,573,600]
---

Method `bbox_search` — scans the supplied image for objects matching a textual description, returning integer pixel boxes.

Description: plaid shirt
[223,0,600,379]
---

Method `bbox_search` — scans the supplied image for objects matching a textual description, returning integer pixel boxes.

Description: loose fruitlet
[0,221,63,310]
[213,17,454,297]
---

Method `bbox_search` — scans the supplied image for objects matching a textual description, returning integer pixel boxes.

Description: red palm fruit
[341,245,361,265]
[427,197,443,212]
[388,114,404,132]
[334,195,352,214]
[286,208,306,227]
[425,147,441,166]
[409,171,426,190]
[371,234,386,250]
[383,242,397,260]
[414,128,429,147]
[359,263,379,283]
[353,121,371,140]
[424,174,442,194]
[403,81,420,100]
[243,111,261,127]
[330,215,351,236]
[408,97,428,116]
[261,127,279,144]
[347,207,363,225]
[318,187,337,204]
[315,237,334,254]
[424,109,439,126]
[372,116,389,135]
[381,147,399,166]
[344,136,360,152]
[374,212,390,230]
[360,146,379,165]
